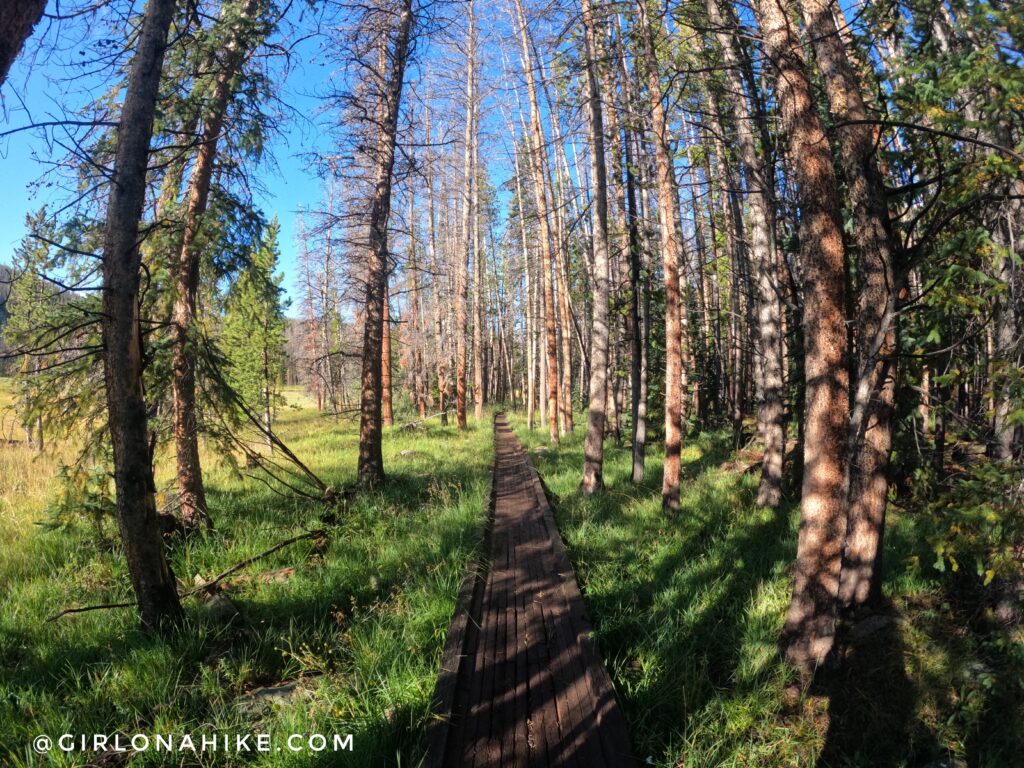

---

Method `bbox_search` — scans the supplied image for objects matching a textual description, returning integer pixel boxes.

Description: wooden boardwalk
[426,414,635,768]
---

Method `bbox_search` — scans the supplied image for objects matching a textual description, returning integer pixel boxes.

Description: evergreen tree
[223,218,288,448]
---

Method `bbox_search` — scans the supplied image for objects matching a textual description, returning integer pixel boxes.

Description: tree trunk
[357,0,413,487]
[99,0,183,632]
[425,107,448,426]
[615,19,649,484]
[513,144,537,430]
[382,278,393,427]
[799,0,901,610]
[171,0,261,530]
[754,0,849,673]
[515,0,559,444]
[704,0,785,506]
[0,0,45,86]
[455,2,475,431]
[472,94,485,423]
[580,0,610,494]
[636,0,684,510]
[408,195,428,418]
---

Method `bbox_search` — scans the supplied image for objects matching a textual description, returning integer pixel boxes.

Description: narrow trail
[427,413,635,767]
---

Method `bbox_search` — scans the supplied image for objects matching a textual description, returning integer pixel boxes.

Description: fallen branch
[46,529,328,622]
[45,601,136,621]
[186,529,327,596]
[398,409,450,431]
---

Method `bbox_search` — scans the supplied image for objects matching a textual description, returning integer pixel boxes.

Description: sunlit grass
[507,412,1023,767]
[0,382,493,767]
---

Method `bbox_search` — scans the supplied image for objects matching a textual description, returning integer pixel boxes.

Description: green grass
[508,412,1024,768]
[0,385,494,767]
[2,386,1020,767]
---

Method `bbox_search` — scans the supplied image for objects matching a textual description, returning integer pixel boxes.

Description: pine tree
[223,218,288,447]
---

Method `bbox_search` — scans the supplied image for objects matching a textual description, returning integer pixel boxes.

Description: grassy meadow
[0,379,493,767]
[1,377,1021,767]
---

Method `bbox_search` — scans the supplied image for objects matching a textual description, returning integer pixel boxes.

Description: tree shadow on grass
[812,607,938,768]
[520,426,958,767]
[525,430,800,758]
[0,423,493,767]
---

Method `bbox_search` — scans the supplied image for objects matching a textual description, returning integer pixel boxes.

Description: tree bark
[514,0,559,445]
[580,0,610,494]
[382,277,394,427]
[357,0,413,487]
[408,195,429,418]
[425,107,448,425]
[0,0,45,86]
[704,0,785,506]
[512,143,537,431]
[799,0,901,610]
[100,0,183,632]
[455,2,475,431]
[171,0,262,530]
[636,0,684,510]
[753,0,850,673]
[472,88,485,423]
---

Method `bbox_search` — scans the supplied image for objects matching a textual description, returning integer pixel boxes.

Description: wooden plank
[527,456,634,766]
[427,414,636,768]
[424,446,497,768]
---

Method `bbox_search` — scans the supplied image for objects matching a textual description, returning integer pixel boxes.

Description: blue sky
[0,5,332,308]
[1,1,533,313]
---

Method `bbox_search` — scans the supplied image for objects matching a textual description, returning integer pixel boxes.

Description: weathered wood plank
[427,414,636,768]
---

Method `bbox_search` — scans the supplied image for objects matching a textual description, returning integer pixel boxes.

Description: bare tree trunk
[408,195,428,418]
[754,0,849,673]
[613,18,649,483]
[425,107,448,426]
[513,144,537,430]
[100,0,183,632]
[472,95,485,423]
[799,0,900,610]
[171,0,261,530]
[636,0,684,510]
[705,0,785,505]
[455,2,475,431]
[357,0,414,487]
[580,0,610,494]
[515,0,559,444]
[382,278,394,427]
[0,0,45,86]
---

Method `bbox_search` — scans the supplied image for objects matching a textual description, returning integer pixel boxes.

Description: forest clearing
[1,0,1023,765]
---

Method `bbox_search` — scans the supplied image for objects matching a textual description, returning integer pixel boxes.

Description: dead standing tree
[341,0,416,487]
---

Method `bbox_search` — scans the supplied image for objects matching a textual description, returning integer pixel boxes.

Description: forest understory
[1,383,1020,766]
[1,0,1023,764]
